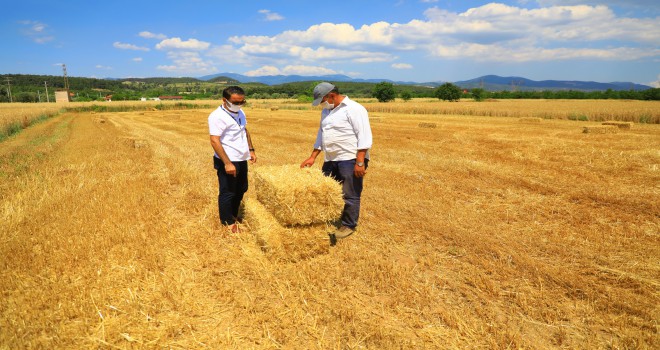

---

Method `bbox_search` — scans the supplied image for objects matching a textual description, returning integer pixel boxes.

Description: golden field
[0,99,659,348]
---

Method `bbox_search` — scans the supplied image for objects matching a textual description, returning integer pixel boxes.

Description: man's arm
[300,126,323,168]
[245,128,257,164]
[210,135,236,177]
[301,149,322,168]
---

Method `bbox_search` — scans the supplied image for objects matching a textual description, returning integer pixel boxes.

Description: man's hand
[354,163,367,178]
[224,163,237,177]
[249,150,257,164]
[300,157,315,168]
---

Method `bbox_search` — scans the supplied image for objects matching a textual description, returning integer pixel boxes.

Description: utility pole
[44,81,50,102]
[38,90,41,102]
[5,77,12,103]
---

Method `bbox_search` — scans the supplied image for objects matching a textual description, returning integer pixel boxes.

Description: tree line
[1,74,658,103]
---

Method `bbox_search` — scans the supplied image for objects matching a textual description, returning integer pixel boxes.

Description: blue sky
[2,0,659,86]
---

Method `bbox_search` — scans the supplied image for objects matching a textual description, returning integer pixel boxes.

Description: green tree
[372,82,396,102]
[435,83,462,102]
[470,88,486,101]
[400,90,412,101]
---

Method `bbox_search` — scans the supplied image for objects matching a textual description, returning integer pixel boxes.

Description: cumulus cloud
[259,9,284,21]
[156,37,210,51]
[18,20,54,44]
[223,2,659,66]
[139,31,167,40]
[132,57,143,62]
[392,63,413,69]
[649,74,660,88]
[244,65,336,76]
[113,42,150,51]
[156,51,217,74]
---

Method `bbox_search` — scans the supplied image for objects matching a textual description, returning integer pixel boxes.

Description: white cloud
[392,63,413,69]
[95,65,112,70]
[224,3,659,66]
[139,31,167,40]
[156,51,217,74]
[132,57,143,62]
[259,9,284,21]
[156,37,210,51]
[420,0,438,2]
[244,65,336,76]
[649,74,660,88]
[113,42,150,51]
[18,20,54,44]
[244,66,282,76]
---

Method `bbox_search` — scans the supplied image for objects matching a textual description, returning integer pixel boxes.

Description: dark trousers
[214,157,248,225]
[322,159,368,229]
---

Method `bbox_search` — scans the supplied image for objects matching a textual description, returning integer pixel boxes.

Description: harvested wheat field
[1,100,659,348]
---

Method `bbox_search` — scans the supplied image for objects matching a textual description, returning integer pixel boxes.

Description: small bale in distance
[602,121,633,129]
[253,165,343,226]
[519,117,541,123]
[583,125,618,134]
[270,106,279,111]
[418,122,437,129]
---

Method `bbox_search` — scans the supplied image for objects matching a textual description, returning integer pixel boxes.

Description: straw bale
[252,165,343,226]
[243,198,285,254]
[270,106,279,111]
[418,122,437,128]
[582,125,618,134]
[602,121,633,129]
[519,117,541,123]
[243,198,331,261]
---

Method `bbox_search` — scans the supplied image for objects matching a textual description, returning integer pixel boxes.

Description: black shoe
[329,233,337,246]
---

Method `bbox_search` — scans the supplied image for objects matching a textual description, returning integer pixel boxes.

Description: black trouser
[214,157,248,225]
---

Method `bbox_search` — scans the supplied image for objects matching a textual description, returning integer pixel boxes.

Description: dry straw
[519,117,542,123]
[418,122,437,128]
[602,121,633,129]
[252,165,343,226]
[243,198,331,262]
[583,125,619,134]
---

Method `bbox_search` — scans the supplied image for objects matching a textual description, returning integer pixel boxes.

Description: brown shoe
[334,226,355,239]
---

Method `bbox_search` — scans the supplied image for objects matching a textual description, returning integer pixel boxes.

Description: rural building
[55,90,71,103]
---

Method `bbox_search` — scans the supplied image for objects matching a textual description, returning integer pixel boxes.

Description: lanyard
[221,106,242,127]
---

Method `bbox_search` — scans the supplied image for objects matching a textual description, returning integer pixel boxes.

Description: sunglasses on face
[226,99,247,105]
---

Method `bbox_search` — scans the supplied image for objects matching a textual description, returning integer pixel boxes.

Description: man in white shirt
[209,86,256,233]
[300,82,373,245]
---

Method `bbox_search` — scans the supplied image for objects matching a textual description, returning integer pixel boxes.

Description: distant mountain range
[199,73,652,91]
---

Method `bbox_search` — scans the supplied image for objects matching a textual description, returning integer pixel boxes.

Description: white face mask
[225,100,242,113]
[321,101,334,110]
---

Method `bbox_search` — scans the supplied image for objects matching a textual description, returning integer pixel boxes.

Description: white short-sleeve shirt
[313,96,373,162]
[208,106,250,161]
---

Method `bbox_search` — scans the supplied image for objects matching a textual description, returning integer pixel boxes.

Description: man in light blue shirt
[300,82,373,245]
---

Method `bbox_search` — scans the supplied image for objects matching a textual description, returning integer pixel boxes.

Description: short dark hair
[329,86,339,94]
[223,86,245,99]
